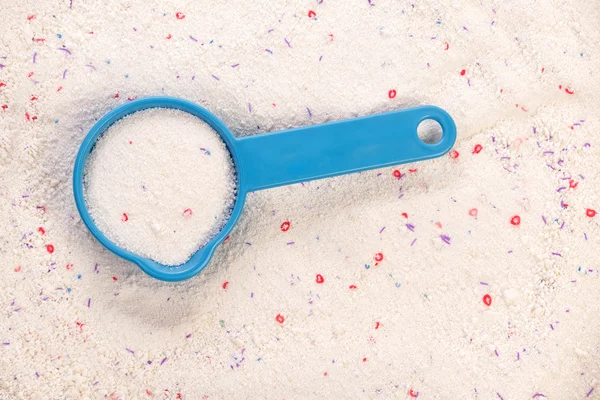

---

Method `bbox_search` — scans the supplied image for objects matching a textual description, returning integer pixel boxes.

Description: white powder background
[84,108,236,266]
[1,1,599,399]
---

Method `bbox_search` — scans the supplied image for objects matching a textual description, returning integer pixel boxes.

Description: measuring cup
[73,97,456,281]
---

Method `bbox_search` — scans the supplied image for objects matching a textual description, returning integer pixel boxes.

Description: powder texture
[1,0,600,399]
[84,108,236,266]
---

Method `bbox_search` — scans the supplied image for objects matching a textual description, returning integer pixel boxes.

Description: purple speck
[160,357,167,365]
[33,52,37,63]
[410,238,417,246]
[319,55,323,61]
[379,227,386,234]
[480,282,488,286]
[185,333,191,339]
[57,47,72,55]
[87,298,91,308]
[190,35,198,42]
[406,223,415,232]
[440,234,451,245]
[542,215,546,224]
[125,348,135,354]
[284,38,291,47]
[494,349,499,357]
[231,63,239,68]
[211,74,220,80]
[532,394,546,398]
[497,393,505,400]
[587,388,594,397]
[551,252,562,257]
[550,324,554,330]
[307,107,312,118]
[248,103,252,113]
[286,241,295,245]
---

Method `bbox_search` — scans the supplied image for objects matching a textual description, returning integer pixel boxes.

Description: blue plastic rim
[73,96,456,281]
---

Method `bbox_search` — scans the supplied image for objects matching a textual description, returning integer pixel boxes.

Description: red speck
[510,215,521,226]
[27,15,35,20]
[472,144,483,154]
[586,208,597,218]
[468,208,478,217]
[565,88,575,95]
[315,274,324,284]
[175,12,185,19]
[444,42,449,50]
[166,34,172,39]
[27,72,34,78]
[146,389,153,396]
[408,168,417,173]
[460,69,466,76]
[25,112,31,121]
[224,235,230,242]
[183,208,193,218]
[393,169,402,178]
[349,285,357,290]
[401,212,408,219]
[388,89,397,99]
[500,88,504,93]
[375,321,380,329]
[308,10,316,18]
[46,244,54,254]
[409,389,419,398]
[483,294,492,306]
[272,103,277,107]
[112,276,118,281]
[89,31,94,34]
[374,253,383,262]
[275,314,285,324]
[30,96,38,101]
[38,227,45,235]
[434,221,443,229]
[280,221,291,232]
[114,93,119,98]
[328,33,334,41]
[14,266,21,272]
[76,321,85,332]
[177,394,182,399]
[31,116,37,121]
[222,281,229,289]
[449,149,459,159]
[559,85,562,89]
[127,97,137,101]
[362,357,367,362]
[121,213,128,222]
[129,141,132,144]
[569,180,578,189]
[66,263,73,270]
[541,67,545,73]
[0,83,5,89]
[57,86,63,92]
[563,203,569,208]
[1,105,7,110]
[33,38,45,43]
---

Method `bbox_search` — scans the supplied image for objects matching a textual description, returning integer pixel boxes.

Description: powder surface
[1,1,600,399]
[84,108,236,266]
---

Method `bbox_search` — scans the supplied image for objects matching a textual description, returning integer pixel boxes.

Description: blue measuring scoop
[73,97,456,281]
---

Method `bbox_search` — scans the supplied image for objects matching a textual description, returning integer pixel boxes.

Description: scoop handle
[235,106,456,192]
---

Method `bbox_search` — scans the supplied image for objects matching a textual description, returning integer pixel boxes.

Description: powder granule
[84,108,236,265]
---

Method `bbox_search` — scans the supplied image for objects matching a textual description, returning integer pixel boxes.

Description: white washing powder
[1,0,600,399]
[84,108,236,266]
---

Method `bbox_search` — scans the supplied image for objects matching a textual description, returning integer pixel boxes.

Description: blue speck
[54,120,59,124]
[580,52,584,57]
[57,34,62,38]
[67,288,72,292]
[77,274,82,279]
[395,282,401,288]
[106,59,110,64]
[365,264,371,270]
[125,74,129,78]
[436,21,441,25]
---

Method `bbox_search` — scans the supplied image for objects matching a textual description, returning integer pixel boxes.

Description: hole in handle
[417,119,443,144]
